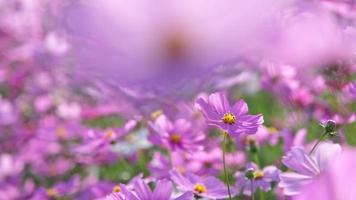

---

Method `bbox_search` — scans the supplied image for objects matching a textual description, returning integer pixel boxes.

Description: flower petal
[152,180,173,200]
[232,99,249,116]
[279,172,313,196]
[282,147,319,176]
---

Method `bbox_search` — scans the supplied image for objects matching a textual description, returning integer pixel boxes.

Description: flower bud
[324,120,336,134]
[245,168,255,180]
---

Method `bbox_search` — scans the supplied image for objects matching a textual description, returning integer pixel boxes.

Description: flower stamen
[105,130,116,140]
[112,185,121,193]
[170,133,181,144]
[46,188,58,197]
[222,112,236,125]
[254,170,264,180]
[194,183,207,193]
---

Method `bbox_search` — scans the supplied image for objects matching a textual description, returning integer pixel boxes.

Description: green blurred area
[239,91,285,127]
[99,150,151,183]
[84,115,124,129]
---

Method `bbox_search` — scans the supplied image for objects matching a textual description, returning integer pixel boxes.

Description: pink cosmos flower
[118,178,192,200]
[170,169,231,199]
[282,128,308,152]
[196,92,263,137]
[0,154,23,179]
[235,125,281,150]
[344,81,356,100]
[148,152,172,179]
[73,120,137,164]
[62,0,289,97]
[148,114,205,152]
[294,147,356,200]
[279,142,341,196]
[235,162,280,196]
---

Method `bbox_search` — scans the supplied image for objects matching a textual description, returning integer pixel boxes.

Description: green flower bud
[324,120,336,134]
[245,169,255,180]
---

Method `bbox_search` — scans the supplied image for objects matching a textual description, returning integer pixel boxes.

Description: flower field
[0,1,355,200]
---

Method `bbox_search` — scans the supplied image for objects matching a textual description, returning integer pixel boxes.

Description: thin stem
[260,189,265,200]
[309,132,328,155]
[252,153,265,200]
[223,132,232,200]
[253,153,260,167]
[251,180,255,200]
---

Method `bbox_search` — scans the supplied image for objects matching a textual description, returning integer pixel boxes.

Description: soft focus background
[0,0,355,200]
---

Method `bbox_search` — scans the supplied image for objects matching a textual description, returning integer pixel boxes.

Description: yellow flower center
[55,127,67,138]
[177,166,186,174]
[267,127,278,134]
[151,110,163,120]
[194,183,207,194]
[222,112,236,125]
[254,170,264,180]
[170,133,181,144]
[46,188,58,197]
[112,185,121,193]
[105,130,116,140]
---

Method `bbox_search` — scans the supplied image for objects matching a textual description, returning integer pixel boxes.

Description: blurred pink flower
[279,142,341,196]
[294,147,356,200]
[63,0,289,95]
[148,114,205,152]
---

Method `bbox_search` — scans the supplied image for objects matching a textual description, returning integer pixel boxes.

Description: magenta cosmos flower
[148,114,205,152]
[294,147,356,200]
[279,142,341,196]
[63,0,282,95]
[196,92,263,136]
[235,162,280,196]
[170,169,231,199]
[111,179,192,200]
[344,81,356,100]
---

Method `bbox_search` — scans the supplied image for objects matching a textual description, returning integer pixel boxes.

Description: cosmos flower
[76,180,119,200]
[118,179,192,200]
[344,81,356,100]
[260,5,356,68]
[170,169,231,199]
[282,128,308,152]
[148,152,172,179]
[72,119,137,163]
[260,62,299,94]
[0,98,18,125]
[62,0,290,97]
[99,193,124,200]
[235,125,281,151]
[187,147,225,176]
[0,154,23,179]
[235,162,280,196]
[279,142,341,196]
[30,176,80,200]
[0,1,356,200]
[148,114,205,152]
[294,147,356,200]
[17,137,74,177]
[319,0,356,19]
[186,145,246,176]
[196,92,263,137]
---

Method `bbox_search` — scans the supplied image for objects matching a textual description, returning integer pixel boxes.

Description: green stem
[253,153,260,167]
[223,132,232,200]
[309,132,328,155]
[252,153,265,200]
[259,189,265,200]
